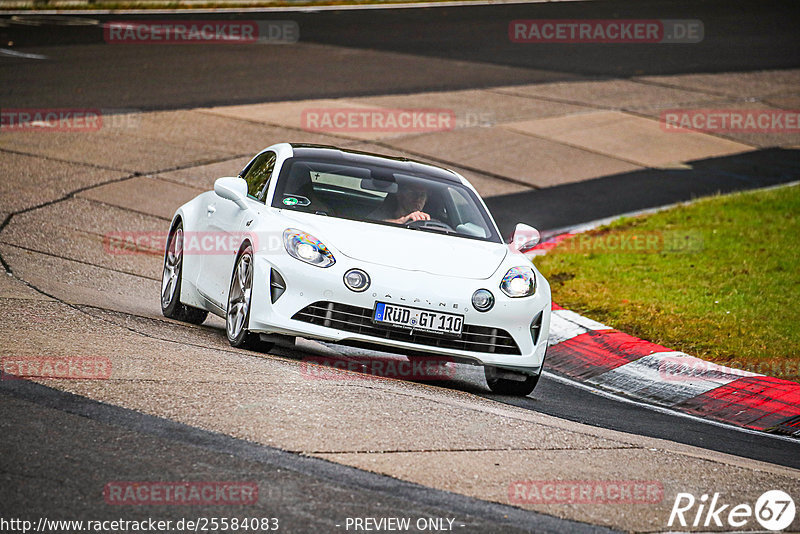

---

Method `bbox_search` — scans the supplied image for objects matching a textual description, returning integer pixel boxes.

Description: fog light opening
[344,268,370,292]
[472,289,494,312]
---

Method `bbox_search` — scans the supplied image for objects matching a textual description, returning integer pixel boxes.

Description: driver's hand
[400,211,430,224]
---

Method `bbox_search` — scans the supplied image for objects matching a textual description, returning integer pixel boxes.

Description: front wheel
[226,245,273,352]
[485,366,540,396]
[161,223,208,325]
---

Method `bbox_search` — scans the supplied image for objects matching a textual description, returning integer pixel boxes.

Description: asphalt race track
[2,0,800,532]
[1,379,610,534]
[2,0,800,110]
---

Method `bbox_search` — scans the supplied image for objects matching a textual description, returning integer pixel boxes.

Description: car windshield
[271,157,502,243]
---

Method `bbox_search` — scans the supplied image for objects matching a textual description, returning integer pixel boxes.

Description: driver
[370,182,430,224]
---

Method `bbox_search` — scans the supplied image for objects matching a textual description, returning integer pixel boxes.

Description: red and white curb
[535,239,800,437]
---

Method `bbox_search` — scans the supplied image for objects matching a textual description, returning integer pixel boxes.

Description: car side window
[241,151,276,202]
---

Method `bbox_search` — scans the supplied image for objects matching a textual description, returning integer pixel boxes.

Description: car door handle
[207,204,216,215]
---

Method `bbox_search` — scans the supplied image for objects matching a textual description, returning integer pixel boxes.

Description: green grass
[535,184,800,383]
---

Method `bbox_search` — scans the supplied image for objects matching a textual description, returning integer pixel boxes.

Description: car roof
[288,143,461,183]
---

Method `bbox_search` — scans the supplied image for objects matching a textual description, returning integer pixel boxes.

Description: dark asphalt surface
[0,378,615,534]
[1,0,799,110]
[491,375,800,469]
[398,361,800,470]
[2,0,800,529]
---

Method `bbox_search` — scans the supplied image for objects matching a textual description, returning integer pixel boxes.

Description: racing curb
[534,233,800,438]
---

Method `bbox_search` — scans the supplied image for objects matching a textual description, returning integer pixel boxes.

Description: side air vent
[270,269,286,303]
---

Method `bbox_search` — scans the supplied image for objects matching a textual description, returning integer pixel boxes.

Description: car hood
[278,211,507,279]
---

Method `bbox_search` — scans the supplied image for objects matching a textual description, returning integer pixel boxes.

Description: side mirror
[509,223,540,253]
[214,177,249,210]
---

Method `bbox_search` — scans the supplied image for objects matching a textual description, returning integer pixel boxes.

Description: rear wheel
[161,223,208,325]
[485,366,540,396]
[226,245,273,352]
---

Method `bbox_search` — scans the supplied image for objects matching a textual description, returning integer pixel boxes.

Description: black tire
[226,245,273,352]
[161,222,208,325]
[485,366,541,396]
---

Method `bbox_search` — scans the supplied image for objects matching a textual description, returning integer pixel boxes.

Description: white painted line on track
[0,48,48,59]
[542,370,800,444]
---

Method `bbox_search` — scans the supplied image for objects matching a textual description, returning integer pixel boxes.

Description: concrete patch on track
[326,139,535,197]
[1,197,165,277]
[150,156,254,191]
[493,79,717,111]
[0,109,343,173]
[0,245,159,315]
[0,150,129,214]
[638,69,800,101]
[191,72,797,197]
[632,99,800,148]
[353,88,592,127]
[201,99,403,141]
[0,269,51,300]
[78,175,205,220]
[764,91,800,110]
[503,110,752,168]
[388,126,642,188]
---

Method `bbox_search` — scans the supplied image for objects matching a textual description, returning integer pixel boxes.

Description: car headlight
[283,229,335,268]
[500,266,536,298]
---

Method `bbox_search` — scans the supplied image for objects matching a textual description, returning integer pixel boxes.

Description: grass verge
[535,183,800,383]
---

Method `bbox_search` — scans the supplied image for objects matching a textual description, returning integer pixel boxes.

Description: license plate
[373,302,464,336]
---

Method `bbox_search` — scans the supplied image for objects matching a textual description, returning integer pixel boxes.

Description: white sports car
[161,143,551,395]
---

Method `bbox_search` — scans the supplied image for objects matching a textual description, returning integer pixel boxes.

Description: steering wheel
[405,218,455,233]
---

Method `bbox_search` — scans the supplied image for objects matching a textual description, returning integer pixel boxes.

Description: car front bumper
[248,253,551,374]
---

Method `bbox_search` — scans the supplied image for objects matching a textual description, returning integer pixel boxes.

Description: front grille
[292,301,521,355]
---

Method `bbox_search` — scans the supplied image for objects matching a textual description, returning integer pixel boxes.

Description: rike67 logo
[669,490,796,531]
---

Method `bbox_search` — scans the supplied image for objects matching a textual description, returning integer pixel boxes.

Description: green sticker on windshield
[283,197,299,206]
